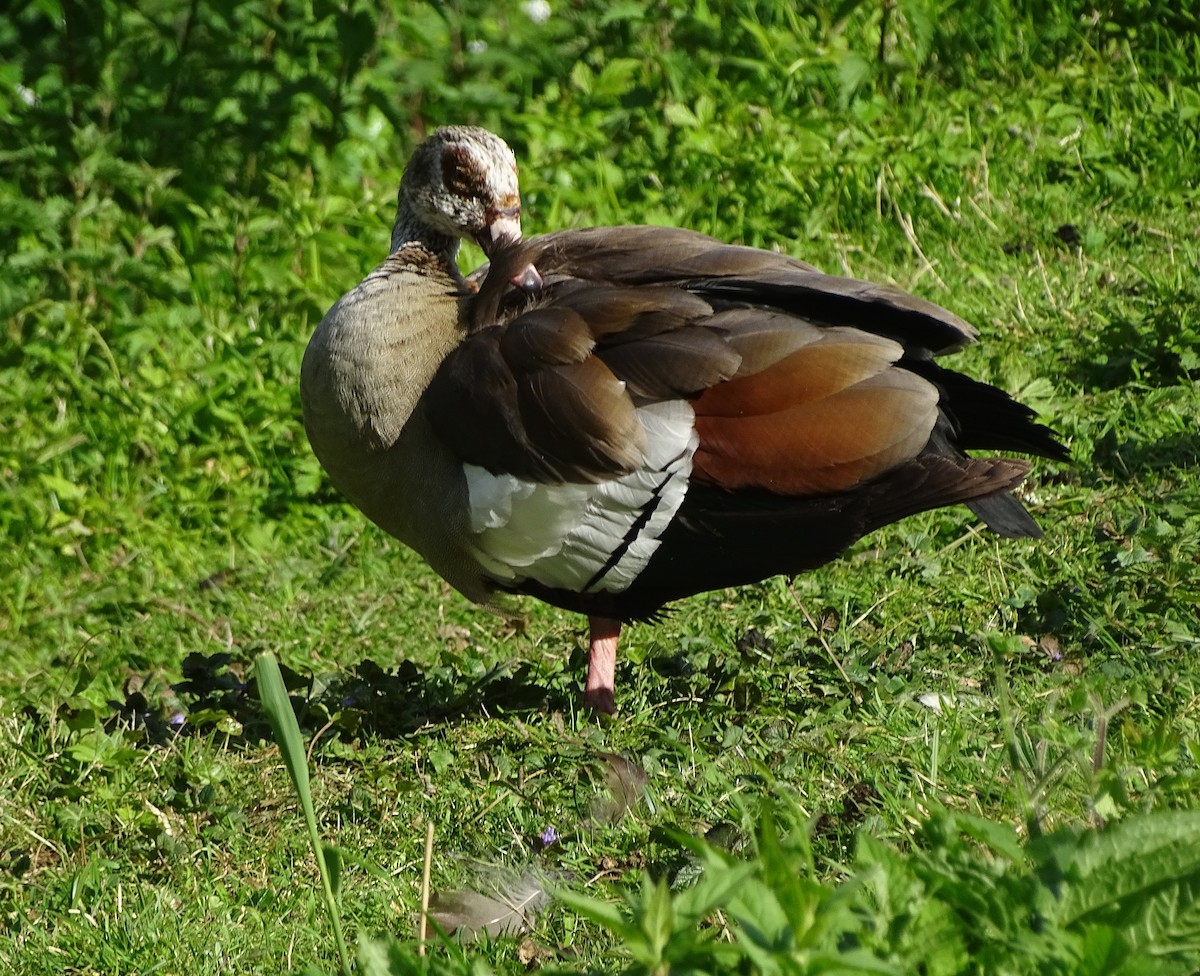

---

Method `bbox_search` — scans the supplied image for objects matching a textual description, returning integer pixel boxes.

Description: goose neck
[389,203,459,270]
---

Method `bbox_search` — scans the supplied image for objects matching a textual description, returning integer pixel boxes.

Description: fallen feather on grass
[427,869,555,941]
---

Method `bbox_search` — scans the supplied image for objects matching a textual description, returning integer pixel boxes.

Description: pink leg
[583,616,621,714]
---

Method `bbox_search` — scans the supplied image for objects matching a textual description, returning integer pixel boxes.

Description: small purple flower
[540,826,559,847]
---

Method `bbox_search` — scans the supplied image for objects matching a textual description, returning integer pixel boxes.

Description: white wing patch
[463,400,697,594]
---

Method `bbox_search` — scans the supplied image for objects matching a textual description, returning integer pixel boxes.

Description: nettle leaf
[837,51,873,106]
[598,2,645,26]
[952,812,1027,865]
[1056,812,1200,950]
[674,856,755,928]
[1074,926,1136,976]
[555,886,634,941]
[640,877,673,958]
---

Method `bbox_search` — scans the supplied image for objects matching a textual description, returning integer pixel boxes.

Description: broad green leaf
[1057,811,1200,949]
[556,887,641,945]
[641,876,674,958]
[952,812,1027,864]
[40,472,86,502]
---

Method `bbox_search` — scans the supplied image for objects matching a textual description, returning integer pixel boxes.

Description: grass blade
[256,652,353,976]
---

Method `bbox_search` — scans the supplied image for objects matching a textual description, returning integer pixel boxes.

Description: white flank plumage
[464,400,697,594]
[584,400,696,591]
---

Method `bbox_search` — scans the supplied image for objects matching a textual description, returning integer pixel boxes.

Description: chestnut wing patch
[692,331,940,494]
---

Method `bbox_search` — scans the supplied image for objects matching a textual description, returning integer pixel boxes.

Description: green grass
[3,0,1200,972]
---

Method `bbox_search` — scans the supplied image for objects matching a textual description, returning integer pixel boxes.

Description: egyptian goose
[300,125,1065,713]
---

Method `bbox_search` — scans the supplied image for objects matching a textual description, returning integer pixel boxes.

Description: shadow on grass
[1067,282,1200,393]
[1089,430,1200,480]
[108,627,823,744]
[107,651,578,745]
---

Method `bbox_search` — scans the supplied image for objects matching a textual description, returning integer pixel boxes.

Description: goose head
[393,125,525,260]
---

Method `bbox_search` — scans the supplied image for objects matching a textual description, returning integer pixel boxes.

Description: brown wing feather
[499,307,595,367]
[694,371,939,493]
[478,228,978,353]
[516,357,645,474]
[462,232,1055,502]
[552,285,712,338]
[696,331,904,416]
[425,316,643,483]
[597,328,740,401]
[707,309,825,376]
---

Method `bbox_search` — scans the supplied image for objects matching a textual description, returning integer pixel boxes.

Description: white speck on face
[522,0,551,24]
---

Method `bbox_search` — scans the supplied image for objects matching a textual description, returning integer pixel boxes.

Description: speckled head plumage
[395,125,523,257]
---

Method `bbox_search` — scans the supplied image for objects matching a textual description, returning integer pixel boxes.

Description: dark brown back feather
[452,228,1061,518]
[424,321,643,482]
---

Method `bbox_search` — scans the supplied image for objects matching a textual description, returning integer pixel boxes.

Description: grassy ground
[2,1,1199,972]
